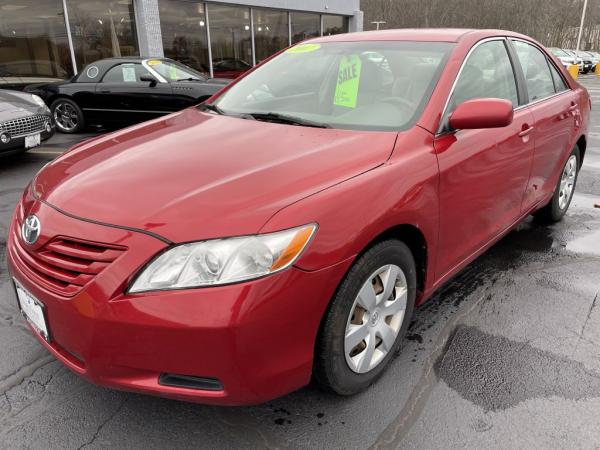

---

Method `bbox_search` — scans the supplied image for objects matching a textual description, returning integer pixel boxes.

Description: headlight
[30,94,47,108]
[129,224,317,293]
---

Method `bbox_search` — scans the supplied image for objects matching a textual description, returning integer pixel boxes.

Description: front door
[434,38,535,278]
[93,62,174,125]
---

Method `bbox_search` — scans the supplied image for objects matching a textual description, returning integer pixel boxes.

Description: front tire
[314,240,416,395]
[534,146,580,223]
[51,98,84,133]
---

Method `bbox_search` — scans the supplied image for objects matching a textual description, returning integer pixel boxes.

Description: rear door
[434,38,535,278]
[509,39,580,211]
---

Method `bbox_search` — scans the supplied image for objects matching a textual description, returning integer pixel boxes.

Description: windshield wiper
[245,112,331,129]
[199,103,225,115]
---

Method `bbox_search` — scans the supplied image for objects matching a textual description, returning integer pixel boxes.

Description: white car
[548,48,579,70]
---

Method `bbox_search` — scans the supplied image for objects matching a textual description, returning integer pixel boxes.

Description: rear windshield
[213,41,454,131]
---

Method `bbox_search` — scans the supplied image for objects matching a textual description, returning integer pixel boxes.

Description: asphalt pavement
[1,76,600,449]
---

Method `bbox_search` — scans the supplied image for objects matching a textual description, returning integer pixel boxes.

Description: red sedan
[7,29,589,405]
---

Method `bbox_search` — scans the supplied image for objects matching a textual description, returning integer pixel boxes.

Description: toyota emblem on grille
[21,215,41,245]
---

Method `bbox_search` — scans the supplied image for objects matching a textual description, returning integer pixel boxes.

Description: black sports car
[25,57,230,133]
[0,90,54,156]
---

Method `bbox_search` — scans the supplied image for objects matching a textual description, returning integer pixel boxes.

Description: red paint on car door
[434,107,535,278]
[522,94,578,209]
[432,38,535,279]
[510,39,579,210]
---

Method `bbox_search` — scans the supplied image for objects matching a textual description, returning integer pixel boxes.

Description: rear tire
[314,240,416,395]
[534,146,580,223]
[51,98,84,134]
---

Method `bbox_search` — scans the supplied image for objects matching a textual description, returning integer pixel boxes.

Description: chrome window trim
[514,89,572,112]
[437,36,509,135]
[437,36,574,135]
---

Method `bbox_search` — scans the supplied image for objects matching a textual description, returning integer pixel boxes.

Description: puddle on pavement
[437,326,600,411]
[566,229,600,256]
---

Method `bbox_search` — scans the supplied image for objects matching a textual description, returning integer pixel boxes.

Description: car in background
[565,49,592,73]
[0,61,68,91]
[548,47,577,69]
[25,58,229,133]
[8,29,589,405]
[580,51,599,72]
[210,58,252,79]
[0,90,54,156]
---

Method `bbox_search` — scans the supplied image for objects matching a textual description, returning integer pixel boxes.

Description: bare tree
[362,0,600,49]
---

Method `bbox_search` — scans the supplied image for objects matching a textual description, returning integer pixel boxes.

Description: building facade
[0,0,363,83]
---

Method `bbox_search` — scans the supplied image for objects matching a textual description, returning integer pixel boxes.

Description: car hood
[34,108,397,243]
[0,90,44,119]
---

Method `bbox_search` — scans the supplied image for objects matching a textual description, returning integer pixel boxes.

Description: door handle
[518,125,534,137]
[568,103,578,112]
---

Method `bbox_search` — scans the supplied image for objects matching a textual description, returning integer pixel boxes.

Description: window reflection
[159,0,210,75]
[291,12,320,44]
[208,4,252,79]
[323,15,348,36]
[0,0,73,89]
[253,9,289,64]
[66,0,138,70]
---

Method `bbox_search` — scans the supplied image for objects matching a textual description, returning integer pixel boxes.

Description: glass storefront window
[290,12,320,44]
[0,0,73,89]
[253,8,289,64]
[208,3,252,79]
[323,15,348,36]
[66,0,138,70]
[159,0,210,75]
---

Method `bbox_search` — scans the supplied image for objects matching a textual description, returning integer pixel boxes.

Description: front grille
[12,226,126,297]
[0,115,48,138]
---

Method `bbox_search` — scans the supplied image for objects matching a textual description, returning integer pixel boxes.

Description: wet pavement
[1,76,600,449]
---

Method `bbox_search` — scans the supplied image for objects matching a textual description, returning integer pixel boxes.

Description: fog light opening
[158,373,224,391]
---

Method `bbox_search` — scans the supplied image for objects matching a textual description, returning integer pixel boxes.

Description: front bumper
[0,126,54,155]
[7,198,351,405]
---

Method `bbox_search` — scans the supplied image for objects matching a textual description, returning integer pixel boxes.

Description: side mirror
[449,98,514,130]
[140,75,157,87]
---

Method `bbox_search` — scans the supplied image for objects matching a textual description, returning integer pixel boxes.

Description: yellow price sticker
[286,43,321,54]
[334,55,362,109]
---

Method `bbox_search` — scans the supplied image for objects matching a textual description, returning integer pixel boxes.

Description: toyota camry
[7,29,590,405]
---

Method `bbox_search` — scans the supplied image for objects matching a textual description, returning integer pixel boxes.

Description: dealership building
[0,0,363,82]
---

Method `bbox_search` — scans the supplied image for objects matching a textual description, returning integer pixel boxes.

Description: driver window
[102,63,152,83]
[447,40,519,121]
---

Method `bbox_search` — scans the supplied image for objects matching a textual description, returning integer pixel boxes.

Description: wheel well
[197,95,211,104]
[577,135,587,168]
[364,225,428,294]
[47,94,69,108]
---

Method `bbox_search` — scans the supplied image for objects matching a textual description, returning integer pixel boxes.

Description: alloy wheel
[558,155,577,210]
[53,102,79,132]
[344,264,407,374]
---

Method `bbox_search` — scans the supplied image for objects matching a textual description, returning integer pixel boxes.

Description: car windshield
[551,48,569,57]
[212,41,453,131]
[150,59,206,81]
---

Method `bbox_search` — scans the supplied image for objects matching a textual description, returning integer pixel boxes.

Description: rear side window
[512,41,555,102]
[548,60,569,92]
[446,40,518,119]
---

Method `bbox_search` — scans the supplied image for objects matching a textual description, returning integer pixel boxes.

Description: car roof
[313,28,535,43]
